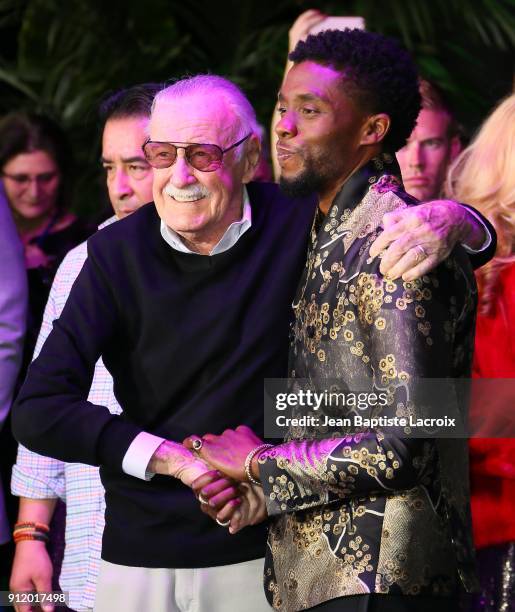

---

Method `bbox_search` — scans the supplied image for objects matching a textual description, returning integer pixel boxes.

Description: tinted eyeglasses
[142,133,251,172]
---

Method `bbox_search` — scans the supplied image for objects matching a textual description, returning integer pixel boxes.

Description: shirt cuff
[461,206,492,254]
[122,432,165,481]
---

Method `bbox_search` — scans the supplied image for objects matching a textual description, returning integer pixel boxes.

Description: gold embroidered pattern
[263,158,478,610]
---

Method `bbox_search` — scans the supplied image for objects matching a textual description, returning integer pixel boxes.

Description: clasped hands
[150,426,268,534]
[185,426,269,534]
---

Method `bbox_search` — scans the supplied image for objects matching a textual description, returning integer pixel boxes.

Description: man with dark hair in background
[397,79,463,201]
[9,83,159,612]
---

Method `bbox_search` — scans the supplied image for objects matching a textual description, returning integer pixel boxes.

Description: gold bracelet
[244,444,273,486]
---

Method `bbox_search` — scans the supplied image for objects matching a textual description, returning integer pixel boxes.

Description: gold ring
[198,493,209,505]
[413,245,427,263]
[216,518,230,528]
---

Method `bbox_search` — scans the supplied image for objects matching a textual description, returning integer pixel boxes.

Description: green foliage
[0,0,513,216]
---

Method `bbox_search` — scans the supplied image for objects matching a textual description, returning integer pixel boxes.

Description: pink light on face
[149,93,254,253]
[102,116,154,219]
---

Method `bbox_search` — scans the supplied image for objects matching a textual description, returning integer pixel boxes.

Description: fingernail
[229,521,240,534]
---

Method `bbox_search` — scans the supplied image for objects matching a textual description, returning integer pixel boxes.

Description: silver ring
[191,438,203,452]
[198,493,209,505]
[216,518,231,528]
[413,244,427,263]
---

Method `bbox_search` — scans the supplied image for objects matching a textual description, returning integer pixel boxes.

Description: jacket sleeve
[11,236,143,470]
[461,203,496,270]
[259,254,471,516]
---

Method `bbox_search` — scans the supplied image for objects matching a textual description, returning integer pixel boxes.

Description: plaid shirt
[12,216,120,612]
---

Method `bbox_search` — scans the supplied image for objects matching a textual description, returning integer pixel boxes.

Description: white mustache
[164,184,210,202]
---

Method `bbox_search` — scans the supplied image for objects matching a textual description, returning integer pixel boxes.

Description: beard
[279,164,327,198]
[278,149,342,199]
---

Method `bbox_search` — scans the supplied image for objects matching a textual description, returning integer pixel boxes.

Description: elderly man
[186,30,480,612]
[14,72,491,612]
[9,83,159,612]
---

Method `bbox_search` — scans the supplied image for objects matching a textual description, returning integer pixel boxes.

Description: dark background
[0,0,513,219]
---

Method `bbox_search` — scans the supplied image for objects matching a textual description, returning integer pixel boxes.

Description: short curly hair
[289,29,421,153]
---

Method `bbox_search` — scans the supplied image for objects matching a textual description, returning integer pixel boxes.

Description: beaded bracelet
[14,521,50,533]
[244,444,274,486]
[13,521,50,544]
[13,532,49,544]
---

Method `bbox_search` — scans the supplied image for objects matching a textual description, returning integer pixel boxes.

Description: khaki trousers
[94,557,271,612]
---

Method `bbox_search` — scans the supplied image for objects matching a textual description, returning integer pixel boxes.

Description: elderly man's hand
[191,471,267,534]
[148,440,210,487]
[369,200,484,281]
[184,425,264,482]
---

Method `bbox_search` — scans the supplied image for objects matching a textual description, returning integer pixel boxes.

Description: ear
[242,134,261,183]
[449,135,462,161]
[359,113,390,146]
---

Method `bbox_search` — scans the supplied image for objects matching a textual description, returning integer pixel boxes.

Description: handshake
[148,426,271,534]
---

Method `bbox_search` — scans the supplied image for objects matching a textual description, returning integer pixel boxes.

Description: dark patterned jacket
[259,154,479,611]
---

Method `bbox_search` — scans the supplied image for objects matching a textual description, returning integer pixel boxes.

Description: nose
[112,169,133,200]
[408,142,424,169]
[169,149,196,189]
[275,112,297,140]
[27,178,41,200]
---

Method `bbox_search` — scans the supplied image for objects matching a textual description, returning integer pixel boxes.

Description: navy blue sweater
[13,182,317,567]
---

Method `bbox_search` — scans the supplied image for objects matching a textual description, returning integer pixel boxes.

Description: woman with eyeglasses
[0,112,93,378]
[0,114,93,588]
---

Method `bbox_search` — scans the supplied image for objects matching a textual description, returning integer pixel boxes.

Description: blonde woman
[446,93,515,612]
